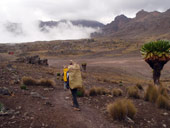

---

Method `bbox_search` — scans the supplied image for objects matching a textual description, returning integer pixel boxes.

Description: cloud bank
[0,21,98,43]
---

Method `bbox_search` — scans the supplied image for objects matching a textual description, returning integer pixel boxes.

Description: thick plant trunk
[153,69,161,85]
[146,60,168,85]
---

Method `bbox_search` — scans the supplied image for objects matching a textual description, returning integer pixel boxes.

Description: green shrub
[156,95,170,110]
[77,87,85,97]
[112,88,123,97]
[20,85,27,90]
[127,86,140,99]
[57,72,61,76]
[0,103,4,112]
[107,99,137,120]
[119,81,123,86]
[22,76,37,86]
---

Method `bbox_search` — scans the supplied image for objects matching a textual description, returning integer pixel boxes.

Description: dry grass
[127,86,140,99]
[136,84,143,90]
[38,79,55,87]
[112,88,123,97]
[22,76,37,86]
[89,87,110,96]
[144,85,159,103]
[89,87,97,96]
[156,95,170,110]
[22,76,55,87]
[107,99,137,120]
[145,84,170,110]
[159,86,169,99]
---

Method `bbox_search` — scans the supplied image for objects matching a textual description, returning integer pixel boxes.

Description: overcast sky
[0,0,170,43]
[0,0,170,24]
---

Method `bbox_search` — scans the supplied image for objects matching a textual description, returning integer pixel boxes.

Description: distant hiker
[68,60,83,111]
[63,65,68,90]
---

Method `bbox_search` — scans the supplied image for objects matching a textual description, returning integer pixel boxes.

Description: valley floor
[0,53,170,128]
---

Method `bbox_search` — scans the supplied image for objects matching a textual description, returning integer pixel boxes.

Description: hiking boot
[73,107,80,111]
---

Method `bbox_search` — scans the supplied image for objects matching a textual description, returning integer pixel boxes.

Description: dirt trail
[51,89,116,128]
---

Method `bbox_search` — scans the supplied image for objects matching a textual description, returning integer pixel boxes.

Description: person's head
[70,60,74,65]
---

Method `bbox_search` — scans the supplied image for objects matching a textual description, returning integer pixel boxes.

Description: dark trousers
[70,88,79,108]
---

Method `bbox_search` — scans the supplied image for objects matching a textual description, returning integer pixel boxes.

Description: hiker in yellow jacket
[63,66,68,91]
[68,60,82,111]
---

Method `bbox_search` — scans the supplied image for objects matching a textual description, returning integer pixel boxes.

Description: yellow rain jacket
[68,64,83,89]
[63,68,68,82]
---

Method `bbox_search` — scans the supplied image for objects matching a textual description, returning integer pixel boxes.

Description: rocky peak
[114,14,130,23]
[164,8,170,14]
[136,9,150,19]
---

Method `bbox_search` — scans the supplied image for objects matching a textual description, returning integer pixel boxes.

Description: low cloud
[0,21,98,43]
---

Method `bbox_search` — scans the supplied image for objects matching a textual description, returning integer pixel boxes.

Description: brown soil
[0,49,170,128]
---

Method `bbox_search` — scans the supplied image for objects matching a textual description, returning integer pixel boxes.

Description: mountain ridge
[92,9,170,42]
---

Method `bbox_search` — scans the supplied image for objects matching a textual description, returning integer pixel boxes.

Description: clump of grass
[57,72,61,76]
[103,79,110,83]
[119,81,123,87]
[22,76,37,86]
[159,86,169,99]
[0,103,4,112]
[156,95,170,110]
[107,99,137,120]
[144,85,159,103]
[144,84,170,110]
[112,88,123,97]
[89,87,110,96]
[127,86,140,99]
[38,79,55,87]
[22,77,55,87]
[89,87,97,96]
[136,84,143,90]
[20,85,27,90]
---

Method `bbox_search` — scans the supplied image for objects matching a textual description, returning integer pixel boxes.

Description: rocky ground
[0,41,170,128]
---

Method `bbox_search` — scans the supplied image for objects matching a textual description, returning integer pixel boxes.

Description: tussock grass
[89,87,97,96]
[22,76,55,87]
[107,99,137,120]
[22,76,37,86]
[159,86,169,99]
[156,95,170,110]
[38,79,55,87]
[136,84,143,90]
[112,88,123,97]
[144,85,159,103]
[89,87,110,96]
[127,86,140,99]
[145,84,170,110]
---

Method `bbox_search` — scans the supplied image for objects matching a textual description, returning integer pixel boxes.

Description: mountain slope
[92,9,170,41]
[39,19,104,29]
